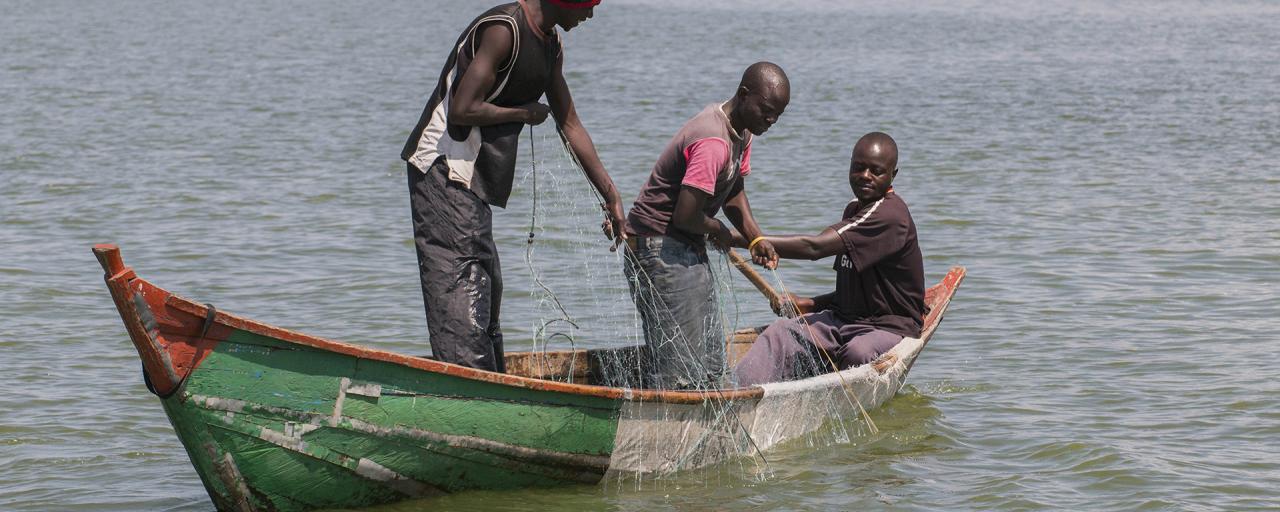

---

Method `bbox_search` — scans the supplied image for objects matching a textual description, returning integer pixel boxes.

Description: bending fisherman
[622,62,787,390]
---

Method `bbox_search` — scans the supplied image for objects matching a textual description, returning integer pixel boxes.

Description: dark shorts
[407,159,504,372]
[622,235,725,389]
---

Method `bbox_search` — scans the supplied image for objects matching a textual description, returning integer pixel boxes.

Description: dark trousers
[622,235,725,390]
[733,310,902,387]
[407,159,505,372]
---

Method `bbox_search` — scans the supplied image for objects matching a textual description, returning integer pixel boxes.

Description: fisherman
[401,0,626,372]
[732,132,925,386]
[622,62,787,390]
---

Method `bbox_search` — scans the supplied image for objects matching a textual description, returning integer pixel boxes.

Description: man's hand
[520,102,551,125]
[750,238,779,270]
[709,222,734,252]
[601,198,628,252]
[771,292,815,317]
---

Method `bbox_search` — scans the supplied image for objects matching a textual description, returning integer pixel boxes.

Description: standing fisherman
[402,0,626,372]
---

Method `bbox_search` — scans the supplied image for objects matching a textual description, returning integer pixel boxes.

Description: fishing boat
[93,243,964,511]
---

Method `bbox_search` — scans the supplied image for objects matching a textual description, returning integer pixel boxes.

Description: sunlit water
[2,0,1278,510]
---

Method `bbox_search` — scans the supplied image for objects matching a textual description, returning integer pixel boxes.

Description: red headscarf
[547,0,600,8]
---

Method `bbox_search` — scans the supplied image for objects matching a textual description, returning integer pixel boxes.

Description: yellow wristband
[748,236,767,252]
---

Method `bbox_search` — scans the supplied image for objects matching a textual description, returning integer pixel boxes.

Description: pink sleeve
[681,138,731,194]
[740,140,752,176]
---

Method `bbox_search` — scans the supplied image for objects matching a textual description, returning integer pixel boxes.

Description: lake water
[2,0,1278,510]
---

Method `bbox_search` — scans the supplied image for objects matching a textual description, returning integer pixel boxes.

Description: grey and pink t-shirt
[625,103,752,245]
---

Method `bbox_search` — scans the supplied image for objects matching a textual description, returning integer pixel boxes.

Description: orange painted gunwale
[95,244,963,405]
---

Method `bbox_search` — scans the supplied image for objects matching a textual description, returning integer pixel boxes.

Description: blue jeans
[622,235,725,389]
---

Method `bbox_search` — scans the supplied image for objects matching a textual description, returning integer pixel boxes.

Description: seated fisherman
[623,62,787,390]
[733,132,925,387]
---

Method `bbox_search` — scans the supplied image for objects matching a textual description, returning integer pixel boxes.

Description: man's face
[849,144,896,202]
[739,85,788,136]
[557,6,594,31]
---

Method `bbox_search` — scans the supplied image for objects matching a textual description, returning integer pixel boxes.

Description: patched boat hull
[158,332,618,510]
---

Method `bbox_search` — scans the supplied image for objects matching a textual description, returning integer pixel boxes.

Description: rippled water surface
[3,0,1278,510]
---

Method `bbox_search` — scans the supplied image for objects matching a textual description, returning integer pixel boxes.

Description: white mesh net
[512,128,879,487]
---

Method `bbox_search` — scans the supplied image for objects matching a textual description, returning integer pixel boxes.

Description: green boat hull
[162,329,620,511]
[93,244,964,512]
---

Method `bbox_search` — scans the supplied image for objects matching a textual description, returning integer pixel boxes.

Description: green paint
[161,399,251,511]
[300,428,587,491]
[208,422,404,508]
[159,329,625,511]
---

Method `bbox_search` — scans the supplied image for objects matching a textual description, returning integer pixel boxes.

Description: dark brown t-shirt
[828,192,925,337]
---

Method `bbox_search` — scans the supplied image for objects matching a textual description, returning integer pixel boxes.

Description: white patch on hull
[608,336,924,474]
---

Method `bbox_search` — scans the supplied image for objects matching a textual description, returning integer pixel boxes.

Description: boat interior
[500,272,954,386]
[501,329,762,386]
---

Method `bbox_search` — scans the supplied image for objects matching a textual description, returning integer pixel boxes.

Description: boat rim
[94,243,964,406]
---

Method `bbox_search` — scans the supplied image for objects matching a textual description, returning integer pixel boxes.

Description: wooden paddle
[726,250,789,316]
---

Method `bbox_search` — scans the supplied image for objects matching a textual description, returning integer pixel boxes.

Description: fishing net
[508,128,871,487]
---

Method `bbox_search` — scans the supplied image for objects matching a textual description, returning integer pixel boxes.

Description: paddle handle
[727,250,785,312]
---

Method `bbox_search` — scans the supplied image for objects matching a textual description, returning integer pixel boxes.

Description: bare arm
[672,186,732,249]
[767,228,846,260]
[746,225,842,314]
[722,180,778,267]
[806,291,837,311]
[721,179,761,243]
[770,290,836,315]
[448,22,549,127]
[734,227,844,261]
[545,50,626,247]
